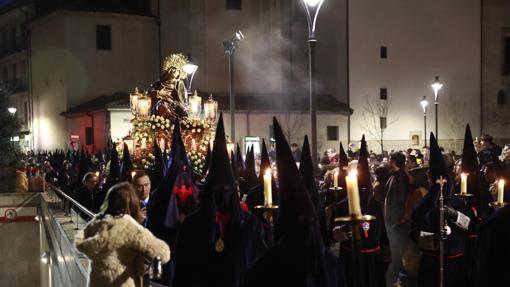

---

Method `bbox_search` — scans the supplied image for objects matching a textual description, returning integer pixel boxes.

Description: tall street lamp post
[431,76,443,139]
[302,0,324,163]
[223,30,244,143]
[420,96,429,146]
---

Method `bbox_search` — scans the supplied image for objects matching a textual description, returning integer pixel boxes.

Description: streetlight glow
[304,0,322,7]
[420,96,429,113]
[8,107,17,114]
[431,76,443,102]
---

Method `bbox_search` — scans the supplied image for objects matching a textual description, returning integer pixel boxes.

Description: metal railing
[46,184,163,285]
[47,184,96,230]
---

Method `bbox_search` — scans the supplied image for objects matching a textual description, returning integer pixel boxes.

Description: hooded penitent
[172,113,266,287]
[357,135,372,191]
[243,117,345,287]
[120,143,133,182]
[240,145,258,197]
[98,147,121,213]
[300,135,320,210]
[461,124,487,209]
[235,143,245,178]
[246,139,277,208]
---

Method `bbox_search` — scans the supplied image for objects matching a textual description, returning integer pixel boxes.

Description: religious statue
[147,53,189,121]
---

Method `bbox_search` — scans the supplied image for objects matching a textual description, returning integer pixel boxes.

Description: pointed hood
[273,117,317,239]
[300,135,320,210]
[201,113,239,216]
[242,144,258,195]
[258,139,271,183]
[230,149,238,178]
[169,120,189,167]
[235,143,245,178]
[120,143,133,182]
[107,145,120,183]
[428,132,453,200]
[461,124,479,174]
[339,142,349,169]
[151,142,166,191]
[357,135,371,190]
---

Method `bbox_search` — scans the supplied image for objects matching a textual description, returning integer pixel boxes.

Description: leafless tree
[277,112,306,145]
[361,95,398,153]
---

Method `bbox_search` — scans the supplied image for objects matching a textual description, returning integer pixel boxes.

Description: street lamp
[223,30,244,143]
[302,0,324,163]
[431,76,443,139]
[184,62,198,97]
[8,107,17,115]
[420,96,429,146]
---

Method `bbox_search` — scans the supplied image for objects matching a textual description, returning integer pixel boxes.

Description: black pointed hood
[235,143,245,178]
[231,149,238,178]
[107,145,120,183]
[120,143,133,182]
[273,117,317,239]
[357,135,371,190]
[151,142,166,190]
[201,113,239,217]
[300,135,320,210]
[429,132,453,199]
[339,142,349,169]
[461,124,479,174]
[170,120,189,167]
[243,144,258,194]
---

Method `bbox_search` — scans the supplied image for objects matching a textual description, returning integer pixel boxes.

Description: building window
[96,25,111,50]
[498,90,506,105]
[226,0,242,10]
[380,117,387,129]
[380,46,387,59]
[327,126,339,141]
[380,88,388,100]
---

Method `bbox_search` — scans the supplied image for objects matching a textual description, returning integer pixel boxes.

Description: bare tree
[277,112,305,145]
[361,95,398,153]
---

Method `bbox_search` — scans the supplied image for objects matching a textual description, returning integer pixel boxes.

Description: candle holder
[489,201,507,209]
[454,193,474,203]
[254,204,279,246]
[335,214,376,287]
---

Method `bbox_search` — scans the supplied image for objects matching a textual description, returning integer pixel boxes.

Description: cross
[436,176,447,189]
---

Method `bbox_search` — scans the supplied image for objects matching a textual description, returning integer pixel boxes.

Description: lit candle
[141,138,147,149]
[345,169,362,217]
[95,171,100,177]
[333,170,339,189]
[264,168,273,206]
[131,171,136,180]
[460,173,468,195]
[191,139,197,151]
[497,179,505,204]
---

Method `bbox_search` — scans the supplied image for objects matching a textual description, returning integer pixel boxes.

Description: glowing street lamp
[223,30,245,143]
[431,76,443,139]
[420,96,429,146]
[302,0,325,164]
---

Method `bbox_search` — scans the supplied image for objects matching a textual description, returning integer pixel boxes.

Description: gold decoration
[163,53,188,80]
[215,238,224,253]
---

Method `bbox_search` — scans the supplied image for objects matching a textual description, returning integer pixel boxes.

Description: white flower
[192,129,196,133]
[152,125,156,129]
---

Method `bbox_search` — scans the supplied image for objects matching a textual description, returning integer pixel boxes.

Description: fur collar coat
[75,214,170,287]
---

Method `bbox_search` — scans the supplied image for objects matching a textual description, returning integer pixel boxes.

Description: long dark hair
[104,182,144,224]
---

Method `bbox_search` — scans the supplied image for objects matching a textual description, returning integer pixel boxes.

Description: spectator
[75,182,170,287]
[73,172,100,216]
[290,143,302,162]
[15,161,29,193]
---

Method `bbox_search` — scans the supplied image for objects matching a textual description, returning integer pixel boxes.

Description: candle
[191,139,197,151]
[345,169,362,217]
[131,171,136,180]
[497,179,505,204]
[264,168,273,206]
[95,171,100,177]
[141,138,147,149]
[333,170,339,189]
[460,173,468,194]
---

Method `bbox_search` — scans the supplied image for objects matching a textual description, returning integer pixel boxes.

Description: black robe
[243,242,345,287]
[410,191,468,287]
[331,195,385,287]
[173,209,266,287]
[476,205,510,287]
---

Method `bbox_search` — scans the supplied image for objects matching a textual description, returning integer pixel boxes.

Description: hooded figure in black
[147,121,200,285]
[243,118,345,287]
[458,124,485,287]
[120,143,134,182]
[150,143,166,192]
[410,133,470,287]
[240,146,258,198]
[330,135,385,287]
[173,114,266,287]
[476,201,510,286]
[234,143,245,179]
[96,146,121,212]
[246,139,277,209]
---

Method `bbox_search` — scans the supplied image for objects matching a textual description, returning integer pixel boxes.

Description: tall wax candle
[498,179,505,204]
[460,173,468,194]
[333,170,339,189]
[264,169,273,206]
[345,169,362,217]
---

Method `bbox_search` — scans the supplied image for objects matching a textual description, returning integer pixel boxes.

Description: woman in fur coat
[75,182,171,287]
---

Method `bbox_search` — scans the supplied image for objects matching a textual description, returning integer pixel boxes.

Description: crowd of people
[14,117,510,287]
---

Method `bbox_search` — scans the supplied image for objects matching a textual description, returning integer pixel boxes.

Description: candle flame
[95,171,100,177]
[461,173,468,177]
[131,171,136,179]
[334,170,339,176]
[499,179,505,186]
[347,169,358,177]
[265,168,272,176]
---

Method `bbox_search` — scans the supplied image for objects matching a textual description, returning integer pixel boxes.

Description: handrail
[48,184,96,219]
